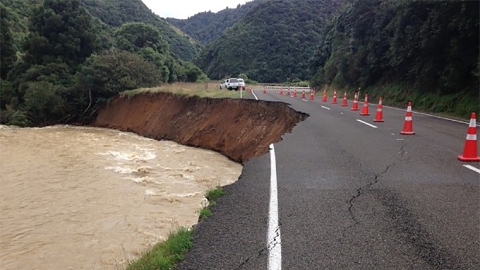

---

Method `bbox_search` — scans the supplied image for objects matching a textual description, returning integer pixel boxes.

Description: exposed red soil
[92,92,308,163]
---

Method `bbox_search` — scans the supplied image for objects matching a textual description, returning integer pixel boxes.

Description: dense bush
[75,50,162,111]
[1,0,207,126]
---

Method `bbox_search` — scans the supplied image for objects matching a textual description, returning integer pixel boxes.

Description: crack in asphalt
[398,141,410,161]
[339,163,395,244]
[235,221,282,269]
[339,138,408,244]
[337,139,462,268]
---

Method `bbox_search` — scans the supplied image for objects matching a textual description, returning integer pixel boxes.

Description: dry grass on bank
[122,81,252,99]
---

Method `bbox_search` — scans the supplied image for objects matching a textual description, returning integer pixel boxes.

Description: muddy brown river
[0,125,242,269]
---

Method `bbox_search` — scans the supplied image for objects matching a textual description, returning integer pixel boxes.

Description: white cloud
[142,0,250,19]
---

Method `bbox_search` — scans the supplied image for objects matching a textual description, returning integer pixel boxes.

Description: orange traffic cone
[310,89,315,100]
[360,94,370,116]
[293,89,297,98]
[263,88,266,94]
[280,88,283,95]
[301,90,306,99]
[341,92,348,106]
[287,88,291,96]
[351,92,359,111]
[373,97,384,122]
[322,90,327,102]
[400,102,415,135]
[458,112,480,161]
[332,90,338,104]
[249,88,252,93]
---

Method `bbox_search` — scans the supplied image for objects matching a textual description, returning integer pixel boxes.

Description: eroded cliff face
[92,92,308,163]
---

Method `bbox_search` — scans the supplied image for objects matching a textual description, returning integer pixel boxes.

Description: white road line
[383,105,476,126]
[321,106,331,110]
[256,90,281,270]
[356,119,378,129]
[302,99,307,102]
[268,144,282,270]
[463,164,480,174]
[252,90,258,100]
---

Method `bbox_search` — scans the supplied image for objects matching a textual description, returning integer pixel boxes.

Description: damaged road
[92,92,307,163]
[93,91,478,269]
[176,91,478,269]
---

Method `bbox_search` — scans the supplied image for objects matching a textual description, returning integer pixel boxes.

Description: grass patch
[121,81,251,99]
[125,186,226,269]
[199,187,225,221]
[325,83,479,121]
[206,187,225,202]
[199,207,213,219]
[126,228,193,270]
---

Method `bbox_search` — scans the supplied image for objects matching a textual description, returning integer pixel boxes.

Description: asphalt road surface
[177,89,479,270]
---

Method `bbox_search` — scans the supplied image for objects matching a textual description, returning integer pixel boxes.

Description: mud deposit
[93,92,308,163]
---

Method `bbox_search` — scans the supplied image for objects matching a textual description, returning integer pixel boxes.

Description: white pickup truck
[220,78,243,90]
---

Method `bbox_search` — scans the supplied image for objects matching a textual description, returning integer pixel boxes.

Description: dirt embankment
[92,92,308,163]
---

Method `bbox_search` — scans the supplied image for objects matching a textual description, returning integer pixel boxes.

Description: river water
[0,125,242,269]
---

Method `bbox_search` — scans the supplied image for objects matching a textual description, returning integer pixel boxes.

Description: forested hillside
[80,0,200,60]
[310,0,479,118]
[0,0,206,127]
[195,0,342,83]
[167,0,266,45]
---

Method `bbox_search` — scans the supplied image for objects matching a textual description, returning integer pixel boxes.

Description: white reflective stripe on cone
[466,134,477,140]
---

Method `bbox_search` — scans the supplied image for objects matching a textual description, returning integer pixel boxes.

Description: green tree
[115,22,171,80]
[75,50,162,118]
[79,0,200,60]
[1,0,99,125]
[0,4,17,79]
[23,81,67,124]
[115,22,169,54]
[23,0,97,69]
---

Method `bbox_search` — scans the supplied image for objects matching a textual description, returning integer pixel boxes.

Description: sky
[142,0,251,19]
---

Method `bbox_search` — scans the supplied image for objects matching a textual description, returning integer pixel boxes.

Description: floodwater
[0,125,242,270]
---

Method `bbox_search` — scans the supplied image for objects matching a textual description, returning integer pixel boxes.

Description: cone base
[360,113,370,116]
[373,119,384,122]
[458,155,480,162]
[400,131,415,135]
[342,104,348,107]
[351,108,359,111]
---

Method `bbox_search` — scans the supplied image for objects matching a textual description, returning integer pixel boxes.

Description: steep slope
[80,0,200,60]
[92,92,308,163]
[194,0,343,83]
[167,0,266,45]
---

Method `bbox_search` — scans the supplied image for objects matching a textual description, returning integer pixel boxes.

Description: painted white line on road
[383,105,476,126]
[321,106,331,110]
[255,89,282,270]
[463,165,480,174]
[252,90,258,100]
[302,99,307,102]
[268,144,282,270]
[356,119,378,129]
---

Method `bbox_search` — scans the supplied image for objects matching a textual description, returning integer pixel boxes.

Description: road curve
[177,89,479,269]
